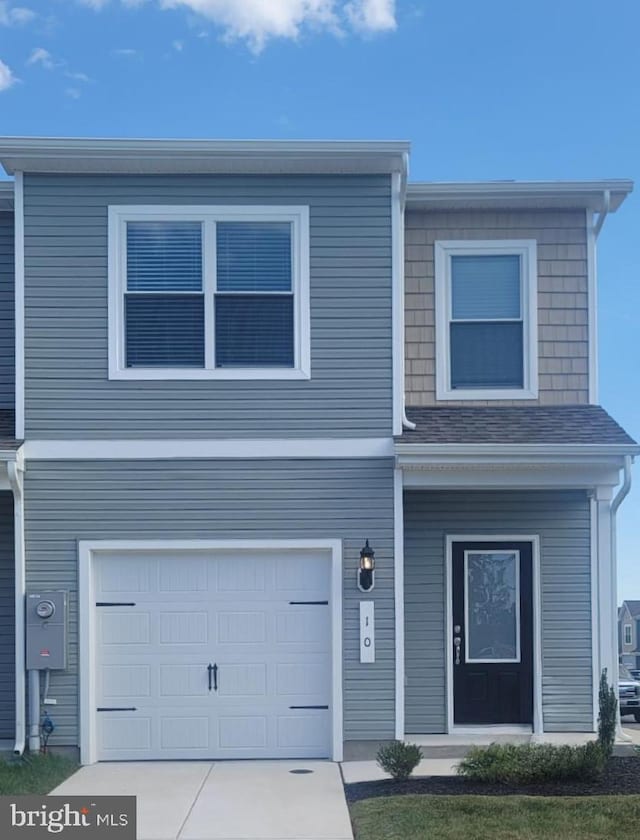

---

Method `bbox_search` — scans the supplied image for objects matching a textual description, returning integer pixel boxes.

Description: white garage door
[94,549,333,761]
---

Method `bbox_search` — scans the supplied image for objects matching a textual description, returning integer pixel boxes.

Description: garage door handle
[208,663,218,692]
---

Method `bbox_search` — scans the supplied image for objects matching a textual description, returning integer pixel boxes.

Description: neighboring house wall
[23,173,392,439]
[24,457,395,747]
[619,604,637,656]
[404,489,592,733]
[0,492,14,739]
[0,212,14,411]
[404,208,589,406]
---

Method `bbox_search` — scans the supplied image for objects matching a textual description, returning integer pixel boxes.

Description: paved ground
[51,761,353,840]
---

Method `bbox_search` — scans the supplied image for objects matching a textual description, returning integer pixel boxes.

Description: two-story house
[0,138,636,764]
[619,601,640,669]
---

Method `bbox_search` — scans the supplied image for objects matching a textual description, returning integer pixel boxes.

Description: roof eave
[406,180,634,213]
[0,137,411,176]
[395,442,640,458]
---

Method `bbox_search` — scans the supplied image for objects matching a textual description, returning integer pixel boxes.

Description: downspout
[593,189,611,240]
[397,152,416,431]
[611,455,633,737]
[7,453,25,755]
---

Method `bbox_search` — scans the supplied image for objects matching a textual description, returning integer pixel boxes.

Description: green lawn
[350,794,640,840]
[0,754,78,795]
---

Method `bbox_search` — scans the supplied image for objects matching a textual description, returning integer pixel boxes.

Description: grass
[350,794,640,839]
[0,753,78,795]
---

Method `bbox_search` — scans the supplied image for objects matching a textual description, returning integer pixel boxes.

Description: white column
[594,486,617,709]
[394,467,405,740]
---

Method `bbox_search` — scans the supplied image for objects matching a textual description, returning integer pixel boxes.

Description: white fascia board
[406,180,633,212]
[23,437,395,460]
[395,442,640,458]
[0,137,410,176]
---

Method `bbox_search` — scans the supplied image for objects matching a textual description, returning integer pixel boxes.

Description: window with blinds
[434,239,537,400]
[450,254,523,389]
[111,208,308,378]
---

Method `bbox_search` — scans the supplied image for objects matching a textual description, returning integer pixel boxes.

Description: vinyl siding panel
[24,458,395,747]
[405,209,589,406]
[404,490,592,733]
[23,174,393,438]
[0,213,14,411]
[0,492,15,739]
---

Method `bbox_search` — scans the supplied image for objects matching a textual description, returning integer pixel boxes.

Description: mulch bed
[344,756,640,801]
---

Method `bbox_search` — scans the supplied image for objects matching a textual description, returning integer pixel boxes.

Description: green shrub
[376,741,423,781]
[457,740,606,785]
[598,668,617,759]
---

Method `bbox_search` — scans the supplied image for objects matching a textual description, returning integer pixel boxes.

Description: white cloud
[0,2,35,25]
[173,39,184,51]
[113,47,139,56]
[26,46,55,68]
[80,0,397,52]
[345,0,395,32]
[0,57,17,91]
[65,86,81,98]
[66,70,91,82]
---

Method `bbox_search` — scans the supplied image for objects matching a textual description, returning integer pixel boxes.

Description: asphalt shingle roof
[0,410,20,450]
[398,405,637,446]
[623,601,640,619]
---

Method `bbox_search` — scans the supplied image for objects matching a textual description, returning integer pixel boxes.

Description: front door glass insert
[464,551,520,663]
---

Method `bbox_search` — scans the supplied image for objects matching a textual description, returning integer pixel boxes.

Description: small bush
[457,740,606,785]
[376,741,423,781]
[598,668,617,758]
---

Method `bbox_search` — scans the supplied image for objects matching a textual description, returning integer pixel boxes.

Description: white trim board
[445,535,543,735]
[393,467,405,739]
[23,438,395,460]
[78,538,344,765]
[586,209,599,403]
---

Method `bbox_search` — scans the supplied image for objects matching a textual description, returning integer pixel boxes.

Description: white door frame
[445,534,543,735]
[78,538,344,765]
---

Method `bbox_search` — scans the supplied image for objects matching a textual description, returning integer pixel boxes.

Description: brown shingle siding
[404,207,590,407]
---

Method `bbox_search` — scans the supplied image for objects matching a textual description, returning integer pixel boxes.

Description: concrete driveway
[51,761,353,840]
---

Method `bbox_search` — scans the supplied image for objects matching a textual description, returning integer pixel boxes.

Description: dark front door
[452,541,533,725]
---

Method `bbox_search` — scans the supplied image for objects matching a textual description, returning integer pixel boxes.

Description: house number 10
[360,601,375,663]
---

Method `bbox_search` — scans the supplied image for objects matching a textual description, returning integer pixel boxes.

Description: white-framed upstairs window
[108,205,310,380]
[434,240,538,400]
[625,624,633,646]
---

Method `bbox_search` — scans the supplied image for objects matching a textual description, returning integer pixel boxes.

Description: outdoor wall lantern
[358,540,375,592]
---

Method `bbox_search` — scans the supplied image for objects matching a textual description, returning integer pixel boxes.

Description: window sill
[436,387,539,401]
[108,367,311,381]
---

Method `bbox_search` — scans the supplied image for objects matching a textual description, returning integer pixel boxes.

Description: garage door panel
[159,556,208,592]
[160,716,209,750]
[95,550,332,760]
[100,664,151,699]
[216,664,267,697]
[217,611,266,644]
[159,664,209,697]
[100,612,151,645]
[159,611,208,645]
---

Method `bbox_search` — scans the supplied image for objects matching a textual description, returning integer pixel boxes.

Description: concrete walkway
[51,761,353,840]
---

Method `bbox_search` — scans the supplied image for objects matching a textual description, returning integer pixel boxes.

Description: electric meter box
[26,590,68,670]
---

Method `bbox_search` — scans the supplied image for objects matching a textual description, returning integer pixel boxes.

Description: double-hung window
[108,206,310,380]
[625,624,633,646]
[434,240,538,400]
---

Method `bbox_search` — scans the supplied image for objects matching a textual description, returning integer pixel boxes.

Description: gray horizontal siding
[0,492,14,739]
[24,174,393,439]
[0,213,14,411]
[404,490,592,734]
[24,458,395,746]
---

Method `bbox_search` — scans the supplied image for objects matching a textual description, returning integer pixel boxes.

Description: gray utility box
[26,590,68,670]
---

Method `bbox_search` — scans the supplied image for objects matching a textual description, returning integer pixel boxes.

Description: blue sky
[1,0,639,595]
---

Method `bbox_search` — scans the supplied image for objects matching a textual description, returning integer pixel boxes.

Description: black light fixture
[358,539,375,592]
